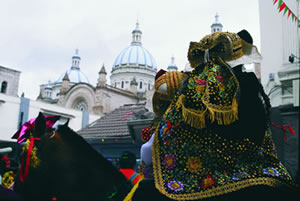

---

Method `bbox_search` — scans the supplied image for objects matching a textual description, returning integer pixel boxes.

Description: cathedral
[37,16,222,115]
[37,22,161,115]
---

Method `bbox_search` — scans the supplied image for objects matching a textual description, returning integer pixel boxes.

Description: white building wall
[0,66,21,97]
[293,79,299,106]
[259,0,300,107]
[0,93,99,141]
[110,66,155,92]
[145,89,154,112]
[52,85,61,99]
[101,90,138,113]
[0,93,21,141]
[259,0,284,85]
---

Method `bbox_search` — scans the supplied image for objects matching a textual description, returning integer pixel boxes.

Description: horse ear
[34,112,46,137]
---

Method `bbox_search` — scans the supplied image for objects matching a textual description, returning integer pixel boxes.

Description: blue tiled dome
[56,50,90,84]
[113,44,157,70]
[56,68,90,84]
[112,22,157,70]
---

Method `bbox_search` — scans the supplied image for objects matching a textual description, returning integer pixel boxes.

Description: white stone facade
[110,67,156,92]
[0,66,21,97]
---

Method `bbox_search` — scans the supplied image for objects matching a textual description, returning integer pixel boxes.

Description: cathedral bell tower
[211,13,223,33]
[97,64,107,87]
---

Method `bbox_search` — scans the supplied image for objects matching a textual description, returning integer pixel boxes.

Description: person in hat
[128,71,189,201]
[145,30,298,200]
[119,151,142,185]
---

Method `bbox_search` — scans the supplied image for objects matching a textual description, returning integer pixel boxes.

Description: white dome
[56,68,90,84]
[112,22,157,70]
[112,44,157,70]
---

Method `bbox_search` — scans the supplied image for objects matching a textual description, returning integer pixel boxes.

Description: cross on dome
[215,13,219,23]
[132,21,142,45]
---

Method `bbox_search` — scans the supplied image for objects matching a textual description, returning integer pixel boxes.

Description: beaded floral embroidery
[152,62,296,200]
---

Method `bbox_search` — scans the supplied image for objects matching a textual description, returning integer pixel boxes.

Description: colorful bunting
[279,2,286,13]
[273,0,300,24]
[288,9,292,18]
[283,6,289,16]
[277,0,283,9]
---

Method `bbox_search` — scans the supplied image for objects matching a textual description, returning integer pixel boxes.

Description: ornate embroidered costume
[151,31,297,200]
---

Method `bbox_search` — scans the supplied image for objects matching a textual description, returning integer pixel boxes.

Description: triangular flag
[295,16,298,22]
[292,13,295,21]
[273,0,278,5]
[283,6,289,15]
[278,0,283,9]
[288,9,292,18]
[279,3,286,12]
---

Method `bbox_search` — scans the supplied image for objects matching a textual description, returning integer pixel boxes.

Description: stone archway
[63,84,97,114]
[73,98,89,112]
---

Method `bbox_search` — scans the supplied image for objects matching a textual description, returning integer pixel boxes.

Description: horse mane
[54,124,131,200]
[57,124,124,179]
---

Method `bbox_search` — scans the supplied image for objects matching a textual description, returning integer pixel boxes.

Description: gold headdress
[188,32,243,68]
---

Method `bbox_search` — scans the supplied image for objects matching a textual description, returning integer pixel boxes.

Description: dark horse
[14,112,131,201]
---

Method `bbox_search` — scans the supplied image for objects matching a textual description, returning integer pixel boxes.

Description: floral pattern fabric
[152,62,295,200]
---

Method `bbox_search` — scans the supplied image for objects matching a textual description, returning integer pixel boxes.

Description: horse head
[12,112,61,200]
[13,112,131,201]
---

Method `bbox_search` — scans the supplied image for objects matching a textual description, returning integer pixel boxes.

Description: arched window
[1,81,7,94]
[139,81,143,89]
[75,100,88,112]
[121,81,124,88]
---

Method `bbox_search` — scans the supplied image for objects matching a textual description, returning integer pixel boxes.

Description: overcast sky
[0,0,260,100]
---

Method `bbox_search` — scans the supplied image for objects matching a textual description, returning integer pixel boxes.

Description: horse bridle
[49,131,56,139]
[19,129,58,182]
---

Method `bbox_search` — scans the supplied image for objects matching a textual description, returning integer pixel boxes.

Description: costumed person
[215,29,271,146]
[119,151,143,185]
[135,31,297,201]
[129,70,188,201]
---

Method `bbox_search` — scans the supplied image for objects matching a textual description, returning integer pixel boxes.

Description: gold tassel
[176,95,207,129]
[30,146,41,168]
[22,138,41,168]
[206,98,238,125]
[176,95,238,129]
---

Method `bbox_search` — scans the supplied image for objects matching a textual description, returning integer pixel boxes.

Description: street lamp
[288,54,300,63]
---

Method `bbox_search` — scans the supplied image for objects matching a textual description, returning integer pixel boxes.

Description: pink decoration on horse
[12,115,60,143]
